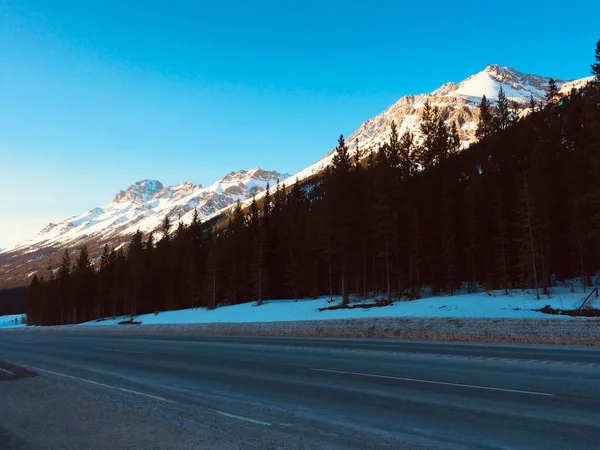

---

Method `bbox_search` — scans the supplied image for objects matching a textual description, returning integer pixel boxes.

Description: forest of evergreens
[26,42,600,326]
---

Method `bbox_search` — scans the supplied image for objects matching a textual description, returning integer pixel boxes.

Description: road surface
[0,332,599,449]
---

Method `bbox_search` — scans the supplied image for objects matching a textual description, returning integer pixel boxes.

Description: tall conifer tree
[476,94,495,140]
[592,40,600,82]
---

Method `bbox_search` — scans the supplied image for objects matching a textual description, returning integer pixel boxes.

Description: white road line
[0,367,15,376]
[215,410,272,426]
[94,347,149,354]
[31,367,173,403]
[312,368,554,397]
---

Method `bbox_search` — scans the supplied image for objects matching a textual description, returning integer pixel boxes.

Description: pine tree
[161,214,172,241]
[58,249,71,325]
[516,177,540,299]
[372,147,395,302]
[497,87,510,130]
[448,122,461,156]
[398,131,415,181]
[353,138,361,170]
[416,100,439,169]
[546,78,559,104]
[97,244,113,319]
[128,230,145,319]
[529,93,537,111]
[592,40,600,82]
[332,134,351,175]
[386,121,401,169]
[329,134,353,304]
[190,208,200,238]
[73,246,94,323]
[249,196,267,304]
[476,94,495,140]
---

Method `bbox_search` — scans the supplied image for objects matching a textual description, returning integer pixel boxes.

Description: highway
[0,332,599,449]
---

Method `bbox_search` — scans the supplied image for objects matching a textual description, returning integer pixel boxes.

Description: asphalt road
[0,332,599,449]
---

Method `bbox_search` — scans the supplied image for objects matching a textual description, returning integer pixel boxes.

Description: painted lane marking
[0,367,15,376]
[94,347,149,354]
[312,368,554,397]
[31,367,173,403]
[215,410,272,426]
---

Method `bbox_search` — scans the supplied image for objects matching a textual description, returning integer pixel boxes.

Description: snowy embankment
[82,288,595,326]
[4,286,599,344]
[0,314,26,329]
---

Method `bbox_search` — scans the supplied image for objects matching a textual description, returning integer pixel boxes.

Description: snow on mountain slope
[287,66,592,183]
[15,168,288,252]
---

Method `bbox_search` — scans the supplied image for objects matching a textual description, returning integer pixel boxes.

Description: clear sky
[1,0,599,249]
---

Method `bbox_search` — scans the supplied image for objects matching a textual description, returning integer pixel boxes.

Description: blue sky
[1,0,599,248]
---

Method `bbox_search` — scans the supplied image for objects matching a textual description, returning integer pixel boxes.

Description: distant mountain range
[0,65,592,287]
[23,168,287,251]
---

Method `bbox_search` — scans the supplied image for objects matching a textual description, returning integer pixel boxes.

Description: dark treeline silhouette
[27,44,600,325]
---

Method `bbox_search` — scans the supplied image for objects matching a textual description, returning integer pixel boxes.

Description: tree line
[26,41,600,325]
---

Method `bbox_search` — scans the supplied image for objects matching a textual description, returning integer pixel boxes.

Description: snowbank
[4,285,599,345]
[0,314,26,328]
[80,287,593,327]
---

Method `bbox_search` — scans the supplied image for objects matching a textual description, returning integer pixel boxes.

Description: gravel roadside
[4,317,600,345]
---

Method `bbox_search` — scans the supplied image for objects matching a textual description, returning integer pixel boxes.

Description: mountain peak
[482,64,514,75]
[113,179,164,204]
[288,66,590,182]
[483,63,501,73]
[431,65,562,102]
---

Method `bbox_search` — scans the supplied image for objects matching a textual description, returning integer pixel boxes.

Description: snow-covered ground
[80,285,596,327]
[0,314,26,328]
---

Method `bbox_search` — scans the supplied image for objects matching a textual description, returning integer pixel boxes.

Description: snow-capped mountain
[0,168,287,287]
[288,65,593,181]
[21,168,287,251]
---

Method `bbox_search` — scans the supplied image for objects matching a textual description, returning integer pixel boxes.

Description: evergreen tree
[416,100,438,169]
[592,40,600,82]
[97,244,113,319]
[353,138,361,170]
[546,78,559,104]
[476,94,495,140]
[73,246,94,323]
[398,131,415,179]
[161,214,172,241]
[331,134,351,175]
[385,121,401,169]
[497,87,510,130]
[58,248,71,324]
[516,176,540,299]
[128,231,145,319]
[529,93,537,111]
[329,134,353,303]
[372,147,395,302]
[249,196,267,304]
